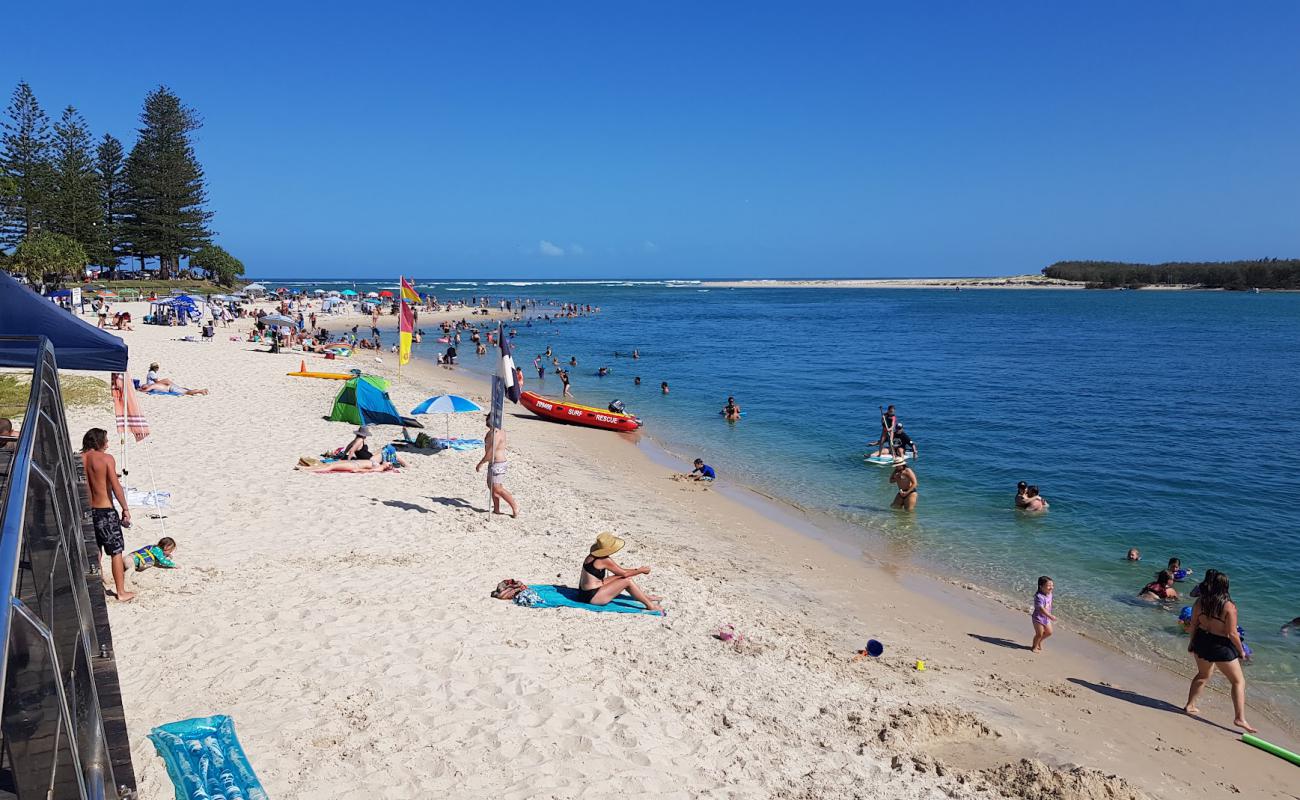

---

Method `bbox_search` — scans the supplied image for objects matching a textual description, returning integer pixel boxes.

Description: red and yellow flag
[399,276,415,366]
[400,276,421,303]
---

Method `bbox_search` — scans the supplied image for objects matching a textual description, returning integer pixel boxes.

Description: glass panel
[2,610,65,797]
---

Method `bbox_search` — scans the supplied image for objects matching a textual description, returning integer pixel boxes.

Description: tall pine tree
[0,81,54,250]
[122,86,212,277]
[95,133,127,275]
[49,105,101,269]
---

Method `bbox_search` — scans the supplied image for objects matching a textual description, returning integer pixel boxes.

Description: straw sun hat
[590,532,625,557]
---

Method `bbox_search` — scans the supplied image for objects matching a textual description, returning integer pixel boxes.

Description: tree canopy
[121,86,213,278]
[12,229,86,284]
[1,81,222,279]
[1043,260,1300,290]
[189,243,244,286]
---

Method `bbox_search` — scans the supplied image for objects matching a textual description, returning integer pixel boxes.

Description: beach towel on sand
[526,584,662,615]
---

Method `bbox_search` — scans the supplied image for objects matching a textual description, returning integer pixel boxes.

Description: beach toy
[865,639,884,657]
[1174,568,1191,581]
[148,715,269,800]
[1241,733,1300,767]
[915,660,925,671]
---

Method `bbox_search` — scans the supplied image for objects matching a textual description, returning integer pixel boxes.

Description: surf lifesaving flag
[400,276,421,303]
[489,323,521,430]
[398,276,415,366]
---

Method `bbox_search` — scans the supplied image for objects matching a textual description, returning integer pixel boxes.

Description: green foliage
[0,373,108,419]
[121,86,212,278]
[0,81,54,250]
[95,133,127,275]
[48,106,100,268]
[1043,260,1300,290]
[189,243,245,286]
[12,229,87,284]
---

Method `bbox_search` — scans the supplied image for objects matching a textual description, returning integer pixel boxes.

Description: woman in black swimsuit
[343,426,373,461]
[1183,572,1256,732]
[576,533,663,612]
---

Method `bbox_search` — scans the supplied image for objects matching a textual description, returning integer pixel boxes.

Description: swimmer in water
[1022,485,1048,513]
[634,376,641,386]
[722,396,741,420]
[1015,481,1030,509]
[1127,548,1141,561]
[1282,617,1300,636]
[661,381,669,394]
[1138,570,1179,601]
[632,349,640,359]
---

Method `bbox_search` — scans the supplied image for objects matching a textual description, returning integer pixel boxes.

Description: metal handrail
[0,334,117,799]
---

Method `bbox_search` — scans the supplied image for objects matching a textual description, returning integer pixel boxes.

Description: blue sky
[4,2,1298,279]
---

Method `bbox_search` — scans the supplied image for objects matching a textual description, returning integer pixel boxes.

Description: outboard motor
[608,399,626,414]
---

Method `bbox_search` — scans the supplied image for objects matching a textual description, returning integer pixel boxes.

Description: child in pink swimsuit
[1031,576,1057,653]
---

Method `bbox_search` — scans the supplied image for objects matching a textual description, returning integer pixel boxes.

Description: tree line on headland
[1042,259,1300,290]
[0,81,244,286]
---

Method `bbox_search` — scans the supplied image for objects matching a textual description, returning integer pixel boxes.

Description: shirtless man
[889,456,918,511]
[81,428,135,601]
[476,416,519,518]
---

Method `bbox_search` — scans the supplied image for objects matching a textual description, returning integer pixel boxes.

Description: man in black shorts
[81,428,135,601]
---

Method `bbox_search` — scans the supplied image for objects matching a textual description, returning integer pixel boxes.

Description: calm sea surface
[281,279,1300,720]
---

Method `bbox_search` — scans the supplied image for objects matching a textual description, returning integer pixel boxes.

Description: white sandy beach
[49,302,1298,799]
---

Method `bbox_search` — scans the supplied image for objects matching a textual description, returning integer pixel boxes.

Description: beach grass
[0,373,109,418]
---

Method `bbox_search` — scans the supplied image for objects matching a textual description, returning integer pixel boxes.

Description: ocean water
[281,280,1300,719]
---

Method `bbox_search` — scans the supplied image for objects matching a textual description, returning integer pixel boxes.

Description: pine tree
[0,81,54,250]
[48,105,101,269]
[122,86,213,277]
[95,133,127,276]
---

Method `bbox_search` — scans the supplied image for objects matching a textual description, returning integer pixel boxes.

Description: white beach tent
[243,282,268,297]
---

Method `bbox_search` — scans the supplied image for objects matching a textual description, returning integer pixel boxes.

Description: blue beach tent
[0,271,128,371]
[327,375,410,426]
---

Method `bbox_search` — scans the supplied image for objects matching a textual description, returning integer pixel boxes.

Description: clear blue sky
[5,2,1298,279]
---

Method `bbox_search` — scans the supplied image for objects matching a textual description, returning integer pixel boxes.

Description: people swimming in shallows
[661,381,670,394]
[1138,570,1179,601]
[722,396,741,421]
[1183,571,1255,732]
[577,533,663,612]
[889,456,918,511]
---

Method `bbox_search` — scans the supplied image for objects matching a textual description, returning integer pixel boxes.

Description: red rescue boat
[519,391,642,432]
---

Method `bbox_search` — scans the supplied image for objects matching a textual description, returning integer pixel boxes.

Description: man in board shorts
[81,427,135,601]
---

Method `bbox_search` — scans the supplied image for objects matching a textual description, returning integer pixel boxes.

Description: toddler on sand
[1031,576,1056,653]
[129,537,177,571]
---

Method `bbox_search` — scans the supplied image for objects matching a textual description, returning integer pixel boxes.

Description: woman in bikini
[1184,572,1255,732]
[577,533,663,612]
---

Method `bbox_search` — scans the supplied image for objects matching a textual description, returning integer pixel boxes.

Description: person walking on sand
[1184,571,1256,732]
[577,533,664,613]
[81,428,135,602]
[476,416,519,518]
[889,456,918,511]
[1030,576,1056,652]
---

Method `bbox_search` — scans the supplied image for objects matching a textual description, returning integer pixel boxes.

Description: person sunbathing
[297,460,398,474]
[577,533,663,612]
[140,362,208,395]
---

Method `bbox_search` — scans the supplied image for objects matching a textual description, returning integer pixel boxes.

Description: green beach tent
[327,375,408,426]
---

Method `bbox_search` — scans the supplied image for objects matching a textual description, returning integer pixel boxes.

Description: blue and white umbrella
[411,394,482,415]
[411,394,483,438]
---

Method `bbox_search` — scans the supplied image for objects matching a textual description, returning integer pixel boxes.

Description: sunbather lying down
[295,459,398,473]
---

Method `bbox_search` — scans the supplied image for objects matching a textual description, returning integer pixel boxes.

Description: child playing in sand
[129,537,177,571]
[1031,576,1056,653]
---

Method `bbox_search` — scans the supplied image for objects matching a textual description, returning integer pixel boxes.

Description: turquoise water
[280,280,1300,719]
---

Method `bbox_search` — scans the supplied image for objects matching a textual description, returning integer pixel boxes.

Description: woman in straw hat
[577,533,663,612]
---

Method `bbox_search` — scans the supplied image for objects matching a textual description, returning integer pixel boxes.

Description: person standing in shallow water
[1184,571,1256,732]
[889,457,918,511]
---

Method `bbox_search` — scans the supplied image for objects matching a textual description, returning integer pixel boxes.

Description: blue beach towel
[528,584,663,615]
[434,437,483,451]
[147,389,185,396]
[148,714,269,800]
